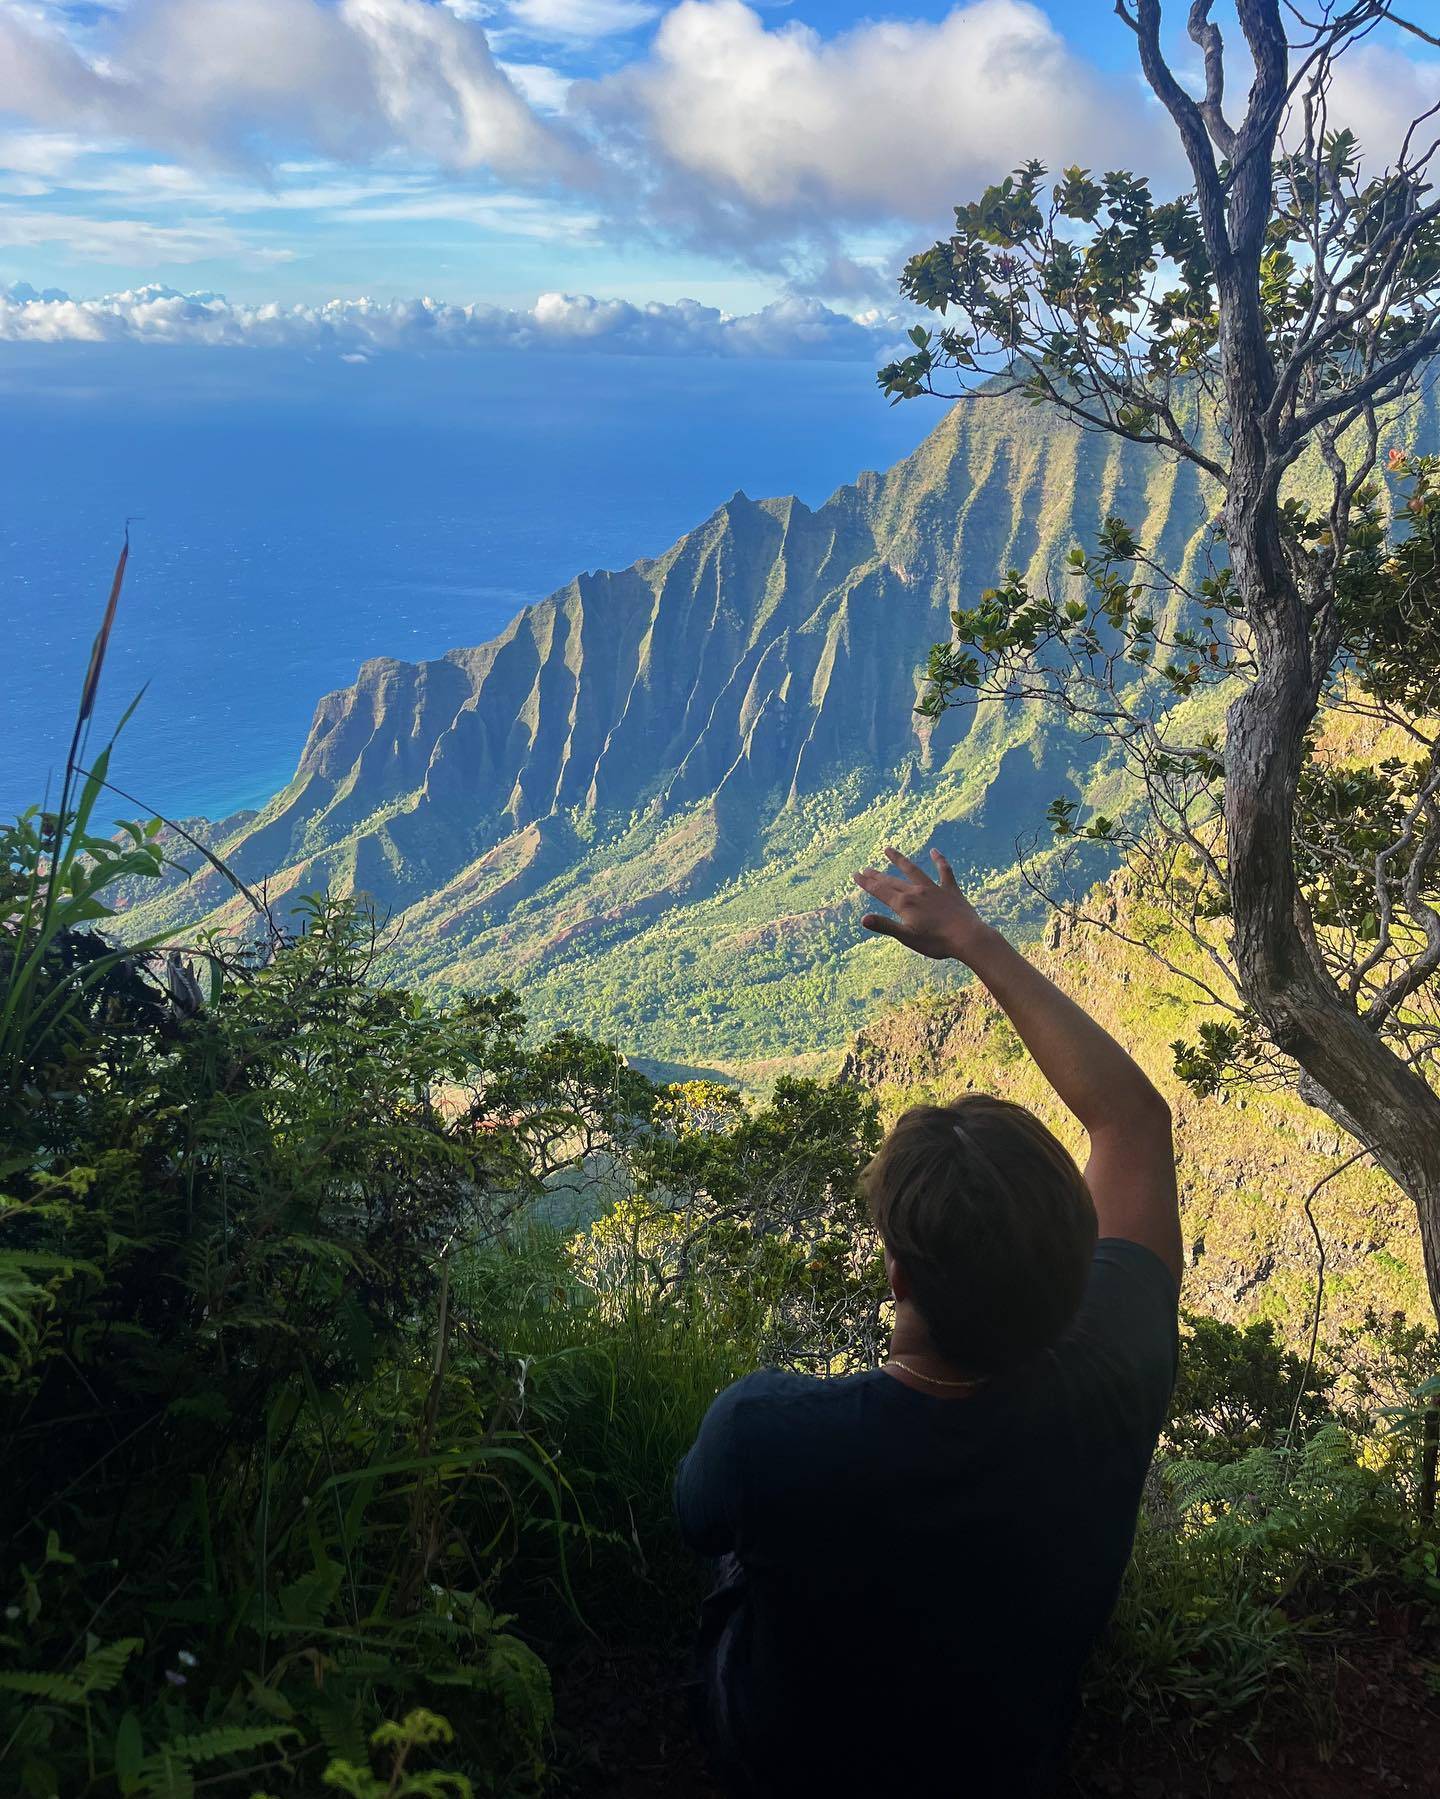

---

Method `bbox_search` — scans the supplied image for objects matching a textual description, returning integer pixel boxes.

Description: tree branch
[1132,0,1232,262]
[1188,1,1238,155]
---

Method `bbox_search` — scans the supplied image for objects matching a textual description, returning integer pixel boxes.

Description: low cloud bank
[0,281,902,359]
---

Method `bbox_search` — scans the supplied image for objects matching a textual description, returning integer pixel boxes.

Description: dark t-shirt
[674,1239,1179,1797]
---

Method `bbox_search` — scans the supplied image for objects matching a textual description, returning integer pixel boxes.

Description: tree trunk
[1109,0,1440,1319]
[1199,0,1440,1323]
[1223,556,1440,1321]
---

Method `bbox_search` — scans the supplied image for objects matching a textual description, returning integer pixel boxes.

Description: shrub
[6,776,1438,1794]
[1,788,877,1793]
[0,794,657,1796]
[1089,1422,1436,1746]
[1167,1312,1334,1461]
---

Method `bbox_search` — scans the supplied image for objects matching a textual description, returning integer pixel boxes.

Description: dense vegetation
[5,748,1440,1795]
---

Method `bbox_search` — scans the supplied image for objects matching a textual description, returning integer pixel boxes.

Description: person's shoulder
[701,1368,865,1442]
[1069,1237,1181,1352]
[1089,1236,1182,1305]
[708,1367,838,1414]
[1044,1237,1180,1431]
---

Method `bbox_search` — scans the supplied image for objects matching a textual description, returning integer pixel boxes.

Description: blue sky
[1,0,1437,352]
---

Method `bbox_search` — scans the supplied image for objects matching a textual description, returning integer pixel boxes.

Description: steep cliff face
[129,388,1231,1055]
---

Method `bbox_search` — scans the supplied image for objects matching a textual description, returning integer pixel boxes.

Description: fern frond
[165,1722,298,1763]
[306,1690,369,1768]
[77,1636,141,1695]
[0,1670,87,1701]
[134,1755,196,1799]
[0,1253,51,1376]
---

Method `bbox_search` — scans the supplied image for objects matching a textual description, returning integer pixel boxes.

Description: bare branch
[1133,0,1232,259]
[1189,2,1239,156]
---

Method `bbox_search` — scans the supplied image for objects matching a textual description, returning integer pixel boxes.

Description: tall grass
[456,1227,750,1636]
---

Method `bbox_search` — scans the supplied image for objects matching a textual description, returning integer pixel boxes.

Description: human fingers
[853,868,905,904]
[931,849,959,890]
[860,913,906,940]
[884,846,933,887]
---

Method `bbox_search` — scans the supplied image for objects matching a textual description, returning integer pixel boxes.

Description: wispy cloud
[0,130,96,181]
[0,278,904,358]
[496,59,573,113]
[325,189,599,238]
[505,0,658,40]
[0,208,294,264]
[1319,43,1440,164]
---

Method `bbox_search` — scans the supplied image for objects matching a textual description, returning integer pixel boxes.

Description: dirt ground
[549,1618,1440,1799]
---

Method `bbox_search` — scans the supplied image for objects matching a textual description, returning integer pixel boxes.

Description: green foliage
[626,1073,885,1370]
[879,84,1440,1161]
[913,501,1244,728]
[1,778,167,1094]
[7,761,1439,1791]
[1,806,656,1793]
[880,142,1439,416]
[1168,1313,1333,1461]
[1097,1424,1433,1736]
[879,160,1219,405]
[322,1710,473,1799]
[1169,1019,1250,1097]
[908,455,1440,1101]
[0,790,887,1792]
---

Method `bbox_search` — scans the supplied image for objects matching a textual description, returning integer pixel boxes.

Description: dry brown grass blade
[77,529,128,733]
[48,528,130,893]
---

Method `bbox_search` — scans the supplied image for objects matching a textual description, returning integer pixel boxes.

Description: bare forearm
[967,924,1180,1275]
[960,925,1168,1136]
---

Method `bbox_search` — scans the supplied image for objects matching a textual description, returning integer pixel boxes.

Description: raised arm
[854,849,1181,1282]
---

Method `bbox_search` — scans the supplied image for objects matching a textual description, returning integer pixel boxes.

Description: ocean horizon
[3,344,938,824]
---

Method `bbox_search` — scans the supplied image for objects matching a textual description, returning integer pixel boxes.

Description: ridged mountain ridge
[130,388,1238,1057]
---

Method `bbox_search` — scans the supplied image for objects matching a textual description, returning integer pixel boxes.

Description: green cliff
[125,388,1229,1057]
[124,377,1440,1071]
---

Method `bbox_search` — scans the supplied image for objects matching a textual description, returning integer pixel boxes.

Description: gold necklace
[885,1356,988,1390]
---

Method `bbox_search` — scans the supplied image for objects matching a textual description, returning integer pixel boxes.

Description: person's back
[676,849,1182,1796]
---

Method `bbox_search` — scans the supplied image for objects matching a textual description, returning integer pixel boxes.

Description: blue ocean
[1,345,937,822]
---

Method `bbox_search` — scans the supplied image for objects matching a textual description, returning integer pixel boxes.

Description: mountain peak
[131,385,1234,1060]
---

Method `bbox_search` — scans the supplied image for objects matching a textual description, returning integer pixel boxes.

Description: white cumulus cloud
[13,0,1435,304]
[573,0,1175,285]
[0,0,579,181]
[0,279,905,359]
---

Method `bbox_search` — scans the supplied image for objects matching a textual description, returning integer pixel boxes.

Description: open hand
[853,848,992,964]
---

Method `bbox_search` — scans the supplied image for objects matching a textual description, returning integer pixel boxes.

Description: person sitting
[675,847,1181,1797]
